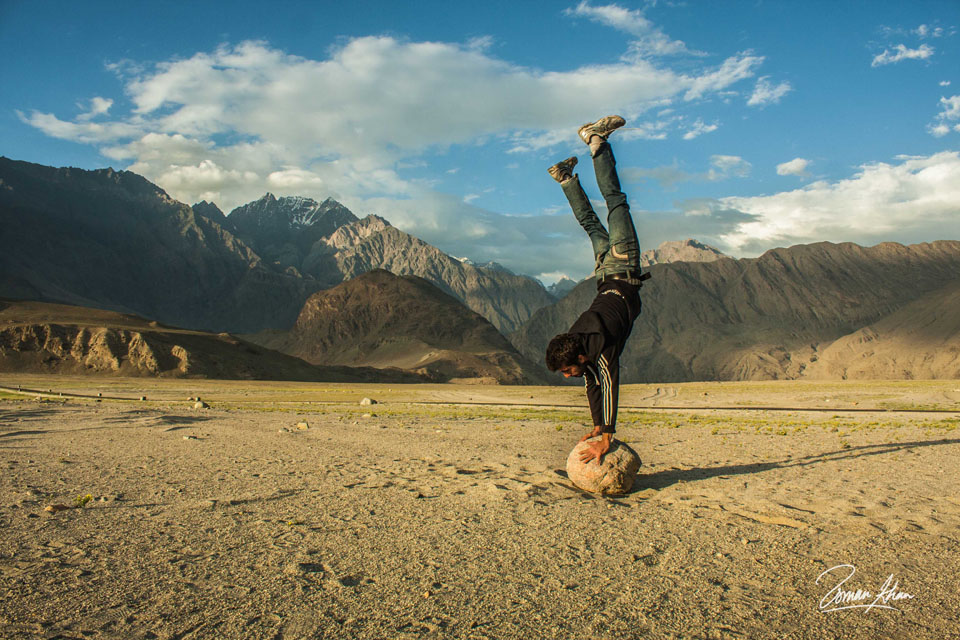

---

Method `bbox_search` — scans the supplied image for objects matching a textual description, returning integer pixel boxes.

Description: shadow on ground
[636,438,960,492]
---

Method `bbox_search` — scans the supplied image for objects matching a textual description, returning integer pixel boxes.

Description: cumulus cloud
[682,118,718,140]
[937,95,960,120]
[24,38,766,213]
[684,54,763,100]
[76,97,114,121]
[928,95,960,137]
[913,24,945,38]
[716,152,960,253]
[19,30,786,278]
[941,80,952,87]
[871,44,934,67]
[18,110,143,144]
[747,76,792,107]
[707,155,751,180]
[565,1,703,57]
[776,157,810,177]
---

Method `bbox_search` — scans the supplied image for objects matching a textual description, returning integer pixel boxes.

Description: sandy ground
[1,375,959,639]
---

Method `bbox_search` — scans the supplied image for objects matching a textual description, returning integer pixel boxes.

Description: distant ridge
[0,158,554,336]
[640,238,726,266]
[0,157,321,333]
[0,298,422,382]
[251,270,549,384]
[226,193,359,272]
[299,214,555,333]
[511,240,960,382]
[222,193,555,332]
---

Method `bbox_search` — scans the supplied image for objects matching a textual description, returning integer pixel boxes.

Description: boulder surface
[566,437,641,494]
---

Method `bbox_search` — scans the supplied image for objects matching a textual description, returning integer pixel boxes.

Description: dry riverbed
[1,376,959,639]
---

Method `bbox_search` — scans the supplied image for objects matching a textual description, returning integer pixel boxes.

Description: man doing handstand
[544,115,648,464]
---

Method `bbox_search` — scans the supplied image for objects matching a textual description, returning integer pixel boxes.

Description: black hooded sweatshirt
[567,278,642,433]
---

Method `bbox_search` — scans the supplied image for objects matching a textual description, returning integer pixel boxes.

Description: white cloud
[18,110,143,144]
[621,117,675,140]
[928,95,960,137]
[913,24,945,38]
[716,152,960,253]
[871,44,934,67]
[76,97,114,121]
[682,118,718,140]
[938,95,960,120]
[747,76,792,107]
[684,54,763,100]
[466,35,495,52]
[941,80,952,87]
[707,155,751,181]
[20,36,776,276]
[23,39,764,212]
[565,1,702,57]
[776,157,810,177]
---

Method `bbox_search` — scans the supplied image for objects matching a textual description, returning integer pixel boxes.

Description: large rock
[566,437,641,494]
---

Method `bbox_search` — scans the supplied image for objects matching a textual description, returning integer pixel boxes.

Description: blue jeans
[561,141,641,280]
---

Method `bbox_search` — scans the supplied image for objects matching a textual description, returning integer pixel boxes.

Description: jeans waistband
[597,270,650,286]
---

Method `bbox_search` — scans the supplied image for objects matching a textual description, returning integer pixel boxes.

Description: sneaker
[547,156,578,183]
[578,115,626,146]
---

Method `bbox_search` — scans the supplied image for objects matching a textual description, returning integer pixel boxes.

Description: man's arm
[583,366,605,430]
[596,350,620,434]
[578,349,621,463]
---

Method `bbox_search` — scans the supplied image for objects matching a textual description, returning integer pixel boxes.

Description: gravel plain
[1,376,958,639]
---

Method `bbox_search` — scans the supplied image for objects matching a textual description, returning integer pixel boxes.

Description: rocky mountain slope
[801,278,960,380]
[218,194,556,332]
[0,158,554,338]
[0,158,321,333]
[298,214,555,333]
[541,239,724,303]
[0,299,421,382]
[547,277,578,299]
[226,194,358,272]
[251,270,548,384]
[511,241,960,382]
[640,238,726,267]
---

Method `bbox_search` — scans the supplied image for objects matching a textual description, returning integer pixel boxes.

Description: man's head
[545,333,588,378]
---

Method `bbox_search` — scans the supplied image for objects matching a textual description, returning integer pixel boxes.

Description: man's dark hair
[545,333,585,371]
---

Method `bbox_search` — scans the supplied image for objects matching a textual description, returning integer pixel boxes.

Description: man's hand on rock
[579,432,612,464]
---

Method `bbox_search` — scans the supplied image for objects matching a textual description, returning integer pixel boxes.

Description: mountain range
[0,158,552,337]
[0,298,422,382]
[217,193,555,333]
[640,238,725,266]
[249,270,548,384]
[3,156,958,383]
[510,240,960,382]
[0,157,318,334]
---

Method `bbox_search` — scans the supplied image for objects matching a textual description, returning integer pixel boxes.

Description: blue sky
[2,0,959,283]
